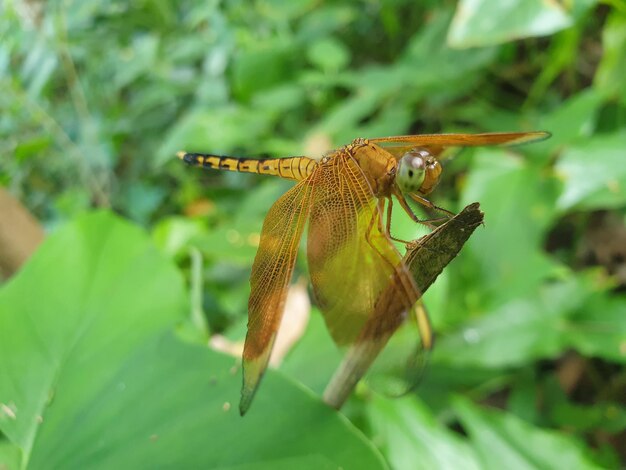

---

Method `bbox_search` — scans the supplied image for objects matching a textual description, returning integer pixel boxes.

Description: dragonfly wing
[370,131,550,159]
[307,153,422,347]
[240,179,313,415]
[370,131,550,147]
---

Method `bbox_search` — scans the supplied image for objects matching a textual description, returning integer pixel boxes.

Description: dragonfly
[177,131,549,415]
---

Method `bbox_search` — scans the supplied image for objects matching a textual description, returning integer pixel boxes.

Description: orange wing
[306,152,422,347]
[370,131,550,159]
[240,179,313,416]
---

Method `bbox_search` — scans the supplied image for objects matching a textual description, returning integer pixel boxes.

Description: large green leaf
[567,292,626,363]
[0,439,21,470]
[0,211,186,454]
[0,212,386,469]
[460,149,560,305]
[433,278,593,368]
[532,89,604,157]
[453,397,602,469]
[555,133,626,210]
[594,10,626,104]
[280,311,341,395]
[367,396,481,470]
[448,0,595,48]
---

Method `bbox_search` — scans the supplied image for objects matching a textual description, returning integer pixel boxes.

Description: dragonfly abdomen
[177,152,318,181]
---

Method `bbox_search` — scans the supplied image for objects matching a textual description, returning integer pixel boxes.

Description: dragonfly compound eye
[397,149,429,193]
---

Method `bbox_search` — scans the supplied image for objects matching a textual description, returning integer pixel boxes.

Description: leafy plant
[1,0,625,468]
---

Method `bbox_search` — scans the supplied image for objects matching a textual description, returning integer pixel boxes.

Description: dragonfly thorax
[348,142,397,197]
[397,149,441,195]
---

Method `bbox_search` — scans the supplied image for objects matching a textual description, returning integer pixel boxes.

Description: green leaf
[256,0,317,21]
[0,212,386,469]
[453,397,603,469]
[367,396,481,470]
[525,28,582,107]
[555,132,626,210]
[231,43,298,101]
[567,293,626,363]
[434,278,593,368]
[507,369,541,424]
[594,10,626,103]
[551,400,626,434]
[151,216,207,259]
[448,0,595,48]
[307,37,350,72]
[193,181,292,266]
[314,9,497,142]
[460,149,560,303]
[0,211,187,454]
[297,6,356,43]
[280,310,341,395]
[19,37,57,97]
[0,438,21,470]
[403,9,498,81]
[250,84,307,115]
[532,89,604,156]
[156,106,272,166]
[114,34,160,89]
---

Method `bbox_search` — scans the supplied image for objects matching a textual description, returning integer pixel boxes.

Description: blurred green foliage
[1,0,626,468]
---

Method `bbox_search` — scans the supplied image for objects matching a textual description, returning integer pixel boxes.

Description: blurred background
[1,0,625,468]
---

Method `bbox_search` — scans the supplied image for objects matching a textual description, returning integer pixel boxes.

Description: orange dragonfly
[177,131,549,415]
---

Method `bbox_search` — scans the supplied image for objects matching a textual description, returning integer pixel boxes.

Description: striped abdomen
[177,151,318,181]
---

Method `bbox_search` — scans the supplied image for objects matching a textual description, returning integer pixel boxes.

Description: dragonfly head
[396,148,442,195]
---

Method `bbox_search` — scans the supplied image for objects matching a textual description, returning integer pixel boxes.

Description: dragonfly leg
[365,202,421,309]
[409,193,455,218]
[365,199,386,245]
[385,197,413,245]
[366,199,413,261]
[364,200,393,264]
[364,199,427,342]
[392,189,441,230]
